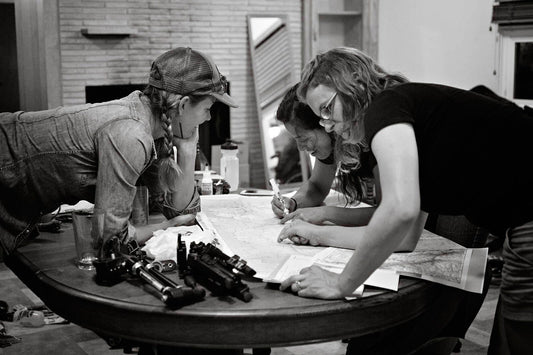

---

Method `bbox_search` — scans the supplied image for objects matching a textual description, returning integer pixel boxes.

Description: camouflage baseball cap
[148,47,238,108]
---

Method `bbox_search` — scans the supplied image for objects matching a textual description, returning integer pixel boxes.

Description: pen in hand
[269,178,289,216]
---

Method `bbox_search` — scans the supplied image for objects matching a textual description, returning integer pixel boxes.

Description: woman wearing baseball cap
[0,47,238,258]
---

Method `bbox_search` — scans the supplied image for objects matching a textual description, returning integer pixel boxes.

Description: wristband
[290,197,298,211]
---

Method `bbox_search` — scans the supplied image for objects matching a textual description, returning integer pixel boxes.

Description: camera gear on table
[183,237,256,302]
[94,233,256,307]
[93,236,205,309]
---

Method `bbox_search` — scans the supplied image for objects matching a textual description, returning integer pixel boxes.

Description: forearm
[322,206,375,226]
[169,141,197,211]
[292,162,335,208]
[337,205,417,296]
[292,179,330,208]
[132,213,197,245]
[133,220,173,245]
[292,184,327,208]
[396,211,426,251]
[313,224,367,249]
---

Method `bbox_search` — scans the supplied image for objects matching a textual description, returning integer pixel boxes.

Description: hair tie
[290,197,298,211]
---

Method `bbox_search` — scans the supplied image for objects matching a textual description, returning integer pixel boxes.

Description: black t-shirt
[364,83,533,236]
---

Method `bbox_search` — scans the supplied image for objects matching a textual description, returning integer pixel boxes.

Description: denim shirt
[0,91,200,255]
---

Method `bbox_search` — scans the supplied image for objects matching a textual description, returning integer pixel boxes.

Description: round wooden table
[5,221,458,350]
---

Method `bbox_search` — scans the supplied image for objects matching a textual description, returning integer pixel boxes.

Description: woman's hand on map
[280,206,329,225]
[277,220,321,246]
[271,196,296,218]
[167,214,196,227]
[134,214,197,245]
[280,265,343,299]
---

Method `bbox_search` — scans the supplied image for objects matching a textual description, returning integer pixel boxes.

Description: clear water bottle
[220,141,239,192]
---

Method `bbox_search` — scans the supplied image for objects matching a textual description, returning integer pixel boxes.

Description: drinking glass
[72,210,103,270]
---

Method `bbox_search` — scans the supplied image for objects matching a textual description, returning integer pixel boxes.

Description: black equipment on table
[93,237,205,309]
[93,233,256,306]
[185,239,255,302]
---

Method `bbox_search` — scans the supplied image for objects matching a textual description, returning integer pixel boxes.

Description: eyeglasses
[319,92,337,120]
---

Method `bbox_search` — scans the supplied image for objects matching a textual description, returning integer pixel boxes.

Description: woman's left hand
[167,214,196,227]
[279,265,343,299]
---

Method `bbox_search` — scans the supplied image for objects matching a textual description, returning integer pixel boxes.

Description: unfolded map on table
[310,237,487,293]
[196,195,325,279]
[197,193,487,294]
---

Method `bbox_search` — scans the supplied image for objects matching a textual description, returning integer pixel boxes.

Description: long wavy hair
[143,85,208,195]
[297,47,408,202]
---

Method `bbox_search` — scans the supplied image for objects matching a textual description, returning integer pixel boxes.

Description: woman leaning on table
[271,83,337,219]
[0,47,238,258]
[279,47,533,355]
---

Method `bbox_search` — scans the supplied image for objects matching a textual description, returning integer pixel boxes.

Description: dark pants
[488,298,533,355]
[488,220,533,354]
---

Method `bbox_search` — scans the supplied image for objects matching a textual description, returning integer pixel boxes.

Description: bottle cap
[221,141,238,150]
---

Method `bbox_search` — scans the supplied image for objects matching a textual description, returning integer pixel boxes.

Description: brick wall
[58,0,302,188]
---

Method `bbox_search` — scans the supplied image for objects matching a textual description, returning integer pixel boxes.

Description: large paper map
[197,194,487,293]
[197,195,328,279]
[311,236,486,293]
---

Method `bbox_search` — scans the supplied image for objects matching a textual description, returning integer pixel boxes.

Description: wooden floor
[0,261,498,355]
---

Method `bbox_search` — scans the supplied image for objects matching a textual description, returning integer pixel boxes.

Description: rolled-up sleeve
[94,120,152,244]
[160,188,201,218]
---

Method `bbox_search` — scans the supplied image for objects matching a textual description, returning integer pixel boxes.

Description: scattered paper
[59,200,94,213]
[143,224,232,262]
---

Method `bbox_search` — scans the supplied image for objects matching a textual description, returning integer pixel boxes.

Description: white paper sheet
[143,224,234,263]
[263,252,400,294]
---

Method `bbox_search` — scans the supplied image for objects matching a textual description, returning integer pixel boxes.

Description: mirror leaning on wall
[247,14,310,189]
